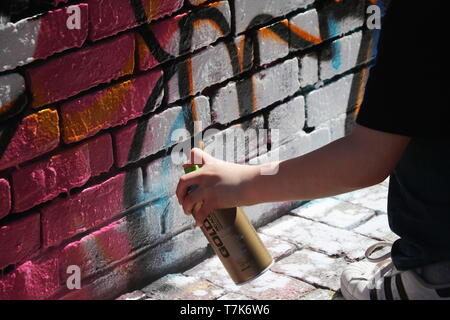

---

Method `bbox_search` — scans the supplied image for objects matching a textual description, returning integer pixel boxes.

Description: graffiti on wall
[0,0,383,299]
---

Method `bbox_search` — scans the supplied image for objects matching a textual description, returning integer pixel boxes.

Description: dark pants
[387,138,450,271]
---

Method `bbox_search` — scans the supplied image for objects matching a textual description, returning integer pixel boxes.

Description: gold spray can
[184,165,274,285]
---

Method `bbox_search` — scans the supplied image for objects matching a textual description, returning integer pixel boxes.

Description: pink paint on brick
[0,258,60,300]
[88,0,183,41]
[112,121,139,168]
[61,70,163,144]
[113,107,186,168]
[60,221,131,282]
[85,134,114,177]
[53,0,69,5]
[12,145,91,213]
[26,33,135,108]
[0,109,60,171]
[11,133,113,213]
[0,179,11,220]
[0,212,40,270]
[33,4,89,61]
[41,171,141,248]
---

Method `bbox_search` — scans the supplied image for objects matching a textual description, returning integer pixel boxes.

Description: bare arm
[176,125,411,226]
[245,125,410,204]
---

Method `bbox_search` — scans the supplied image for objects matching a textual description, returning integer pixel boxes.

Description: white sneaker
[340,242,450,300]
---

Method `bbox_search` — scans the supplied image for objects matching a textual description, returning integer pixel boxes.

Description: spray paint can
[184,165,274,285]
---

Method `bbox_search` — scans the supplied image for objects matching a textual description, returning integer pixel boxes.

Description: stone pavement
[118,179,396,300]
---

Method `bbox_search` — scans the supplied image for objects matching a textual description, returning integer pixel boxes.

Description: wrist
[240,163,268,206]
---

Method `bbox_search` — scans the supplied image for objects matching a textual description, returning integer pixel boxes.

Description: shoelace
[365,241,393,263]
[364,242,395,292]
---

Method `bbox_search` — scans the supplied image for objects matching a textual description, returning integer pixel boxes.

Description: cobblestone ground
[118,180,396,300]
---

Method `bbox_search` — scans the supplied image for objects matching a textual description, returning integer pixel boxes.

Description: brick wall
[0,0,387,299]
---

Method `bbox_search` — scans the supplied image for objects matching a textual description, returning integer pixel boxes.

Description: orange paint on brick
[0,101,15,116]
[237,35,247,72]
[144,0,162,20]
[251,77,257,113]
[282,20,322,45]
[24,109,60,154]
[354,35,375,119]
[136,33,150,58]
[259,27,286,43]
[62,81,133,143]
[186,57,195,97]
[30,80,50,109]
[122,48,135,75]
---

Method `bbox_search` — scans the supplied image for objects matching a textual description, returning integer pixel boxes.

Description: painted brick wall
[0,0,387,299]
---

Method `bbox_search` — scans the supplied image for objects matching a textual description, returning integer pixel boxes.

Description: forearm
[243,129,403,205]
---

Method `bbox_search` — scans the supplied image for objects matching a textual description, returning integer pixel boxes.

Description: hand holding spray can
[184,165,274,285]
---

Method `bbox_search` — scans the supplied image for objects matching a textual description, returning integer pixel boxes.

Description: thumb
[183,147,215,168]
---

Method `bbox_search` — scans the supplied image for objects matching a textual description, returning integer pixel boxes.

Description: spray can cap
[184,165,201,174]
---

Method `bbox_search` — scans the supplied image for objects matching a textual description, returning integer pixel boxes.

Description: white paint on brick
[260,215,377,259]
[301,289,337,300]
[212,58,300,124]
[292,197,375,230]
[185,256,237,290]
[335,184,389,213]
[298,52,318,88]
[0,17,41,71]
[251,127,331,167]
[320,31,365,80]
[129,96,210,160]
[117,290,146,300]
[258,233,298,261]
[236,270,314,299]
[319,113,347,141]
[289,9,321,50]
[234,0,314,34]
[354,214,399,242]
[257,20,289,66]
[189,1,231,52]
[191,95,212,130]
[217,293,253,300]
[306,73,356,127]
[269,96,305,145]
[204,115,266,163]
[142,273,224,300]
[0,73,25,110]
[168,36,250,103]
[308,126,331,152]
[272,249,348,291]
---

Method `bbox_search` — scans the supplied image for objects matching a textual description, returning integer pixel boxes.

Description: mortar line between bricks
[331,195,388,217]
[269,268,337,292]
[259,222,360,262]
[287,205,378,232]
